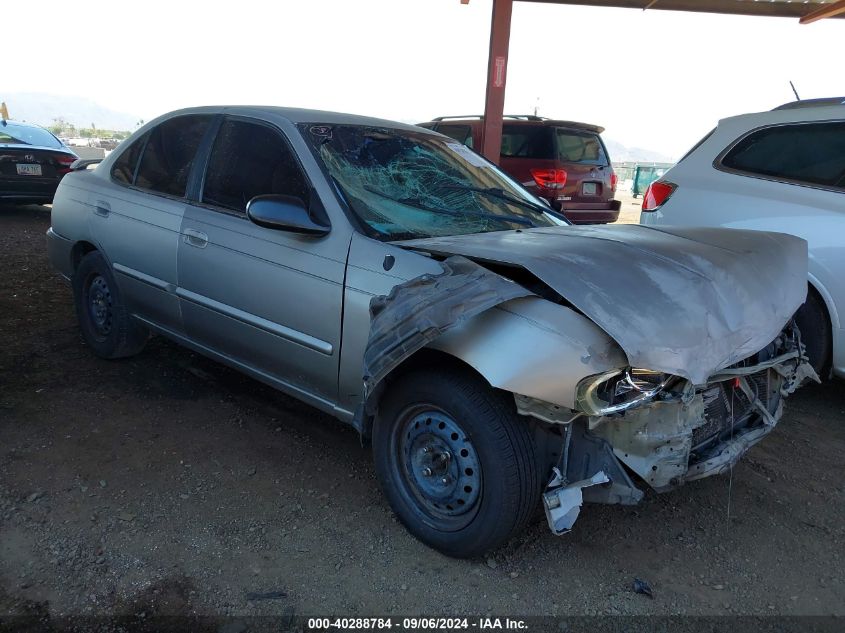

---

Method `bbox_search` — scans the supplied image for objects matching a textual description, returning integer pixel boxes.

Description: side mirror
[246,194,330,236]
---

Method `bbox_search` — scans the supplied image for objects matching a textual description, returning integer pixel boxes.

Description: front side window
[301,123,560,241]
[720,121,845,190]
[135,115,210,197]
[110,133,148,184]
[0,122,63,149]
[201,119,309,213]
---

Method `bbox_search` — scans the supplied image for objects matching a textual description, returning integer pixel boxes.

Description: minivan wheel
[72,251,148,359]
[794,290,831,379]
[373,367,541,558]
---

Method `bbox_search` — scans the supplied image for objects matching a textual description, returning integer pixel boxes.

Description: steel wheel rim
[394,404,482,529]
[87,274,113,336]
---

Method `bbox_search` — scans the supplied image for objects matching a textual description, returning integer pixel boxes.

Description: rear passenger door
[176,117,349,404]
[95,114,213,333]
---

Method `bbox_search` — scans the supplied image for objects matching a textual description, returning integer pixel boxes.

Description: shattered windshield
[299,123,562,240]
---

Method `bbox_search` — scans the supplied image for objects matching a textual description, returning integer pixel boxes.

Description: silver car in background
[47,107,813,558]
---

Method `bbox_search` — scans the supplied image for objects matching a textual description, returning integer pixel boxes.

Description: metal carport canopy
[473,0,845,162]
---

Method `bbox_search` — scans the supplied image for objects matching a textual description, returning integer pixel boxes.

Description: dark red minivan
[419,115,620,224]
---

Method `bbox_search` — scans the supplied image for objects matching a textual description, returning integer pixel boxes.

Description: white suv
[640,98,845,380]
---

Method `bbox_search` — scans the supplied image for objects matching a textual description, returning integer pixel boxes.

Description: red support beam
[800,0,845,24]
[479,0,514,163]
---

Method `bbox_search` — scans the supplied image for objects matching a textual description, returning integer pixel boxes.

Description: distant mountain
[603,138,674,164]
[2,93,140,131]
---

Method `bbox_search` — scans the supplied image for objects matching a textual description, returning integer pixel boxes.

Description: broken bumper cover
[542,329,816,534]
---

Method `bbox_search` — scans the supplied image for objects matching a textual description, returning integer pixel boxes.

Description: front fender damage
[360,251,815,539]
[362,255,533,400]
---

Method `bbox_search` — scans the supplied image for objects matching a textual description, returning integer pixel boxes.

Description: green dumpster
[631,163,672,198]
[631,165,668,198]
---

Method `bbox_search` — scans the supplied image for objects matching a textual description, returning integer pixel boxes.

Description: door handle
[94,200,111,217]
[183,228,209,248]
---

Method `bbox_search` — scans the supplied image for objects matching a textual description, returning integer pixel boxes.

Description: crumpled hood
[401,224,808,384]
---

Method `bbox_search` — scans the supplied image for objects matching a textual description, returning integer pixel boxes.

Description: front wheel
[373,367,541,558]
[794,290,831,379]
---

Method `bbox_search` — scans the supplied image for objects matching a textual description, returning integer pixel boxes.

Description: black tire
[794,289,831,379]
[373,366,541,558]
[72,251,148,359]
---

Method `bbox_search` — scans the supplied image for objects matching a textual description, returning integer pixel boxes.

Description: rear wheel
[794,289,831,379]
[72,251,148,359]
[373,366,541,558]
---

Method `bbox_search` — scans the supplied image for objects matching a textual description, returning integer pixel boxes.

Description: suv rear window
[500,125,607,166]
[720,121,845,190]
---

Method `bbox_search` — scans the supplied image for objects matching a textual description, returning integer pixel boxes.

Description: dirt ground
[1,203,844,622]
[615,191,643,224]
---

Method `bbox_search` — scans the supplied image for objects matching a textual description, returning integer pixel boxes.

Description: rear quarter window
[110,133,149,185]
[719,121,845,190]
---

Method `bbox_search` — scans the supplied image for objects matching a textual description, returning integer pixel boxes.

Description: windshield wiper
[362,185,535,227]
[439,185,550,216]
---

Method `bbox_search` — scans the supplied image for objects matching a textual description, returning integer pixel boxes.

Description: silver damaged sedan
[46,107,815,558]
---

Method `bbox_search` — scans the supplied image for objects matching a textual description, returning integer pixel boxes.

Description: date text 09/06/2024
[306,617,528,630]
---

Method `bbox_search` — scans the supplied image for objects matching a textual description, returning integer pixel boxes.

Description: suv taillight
[531,168,567,190]
[610,171,618,191]
[642,181,676,212]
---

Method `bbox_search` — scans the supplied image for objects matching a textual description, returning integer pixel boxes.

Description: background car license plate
[16,164,42,176]
[582,182,598,195]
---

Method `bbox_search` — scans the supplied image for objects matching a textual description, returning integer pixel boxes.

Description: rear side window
[720,121,845,190]
[201,119,309,213]
[436,124,473,148]
[135,115,211,197]
[554,129,608,166]
[110,133,148,184]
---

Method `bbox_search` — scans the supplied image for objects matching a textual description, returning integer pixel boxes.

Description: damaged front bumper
[538,326,817,534]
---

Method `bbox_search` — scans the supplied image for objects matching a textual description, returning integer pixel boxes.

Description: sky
[4,0,843,159]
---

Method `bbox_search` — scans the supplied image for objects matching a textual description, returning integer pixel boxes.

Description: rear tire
[373,366,541,558]
[794,289,831,379]
[72,251,148,359]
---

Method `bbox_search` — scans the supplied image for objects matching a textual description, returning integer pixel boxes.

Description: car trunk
[0,146,75,198]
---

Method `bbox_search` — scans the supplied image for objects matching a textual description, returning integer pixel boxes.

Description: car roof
[425,115,604,134]
[773,97,845,111]
[718,102,845,131]
[153,105,425,133]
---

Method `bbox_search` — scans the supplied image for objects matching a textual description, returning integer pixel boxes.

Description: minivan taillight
[610,171,618,191]
[531,168,567,190]
[642,181,676,211]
